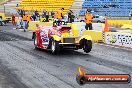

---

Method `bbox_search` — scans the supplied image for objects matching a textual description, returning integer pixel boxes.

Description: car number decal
[40,30,49,45]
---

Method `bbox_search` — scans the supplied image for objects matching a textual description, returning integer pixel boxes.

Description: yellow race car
[32,22,92,54]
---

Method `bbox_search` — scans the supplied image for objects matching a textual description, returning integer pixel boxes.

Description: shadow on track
[34,48,91,56]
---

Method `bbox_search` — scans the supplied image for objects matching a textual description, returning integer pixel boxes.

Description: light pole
[4,0,6,13]
[4,5,5,13]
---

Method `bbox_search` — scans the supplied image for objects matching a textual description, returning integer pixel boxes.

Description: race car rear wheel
[51,39,60,54]
[34,35,38,49]
[83,40,92,53]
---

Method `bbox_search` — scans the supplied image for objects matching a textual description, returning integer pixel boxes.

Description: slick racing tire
[83,40,92,53]
[51,39,60,54]
[34,35,38,49]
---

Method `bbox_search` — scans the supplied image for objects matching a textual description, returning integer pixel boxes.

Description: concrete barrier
[117,30,132,34]
[83,30,103,43]
[69,22,103,42]
[28,21,103,43]
[121,24,132,29]
[104,32,132,48]
[108,20,132,28]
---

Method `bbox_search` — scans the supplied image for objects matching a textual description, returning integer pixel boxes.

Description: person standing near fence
[12,14,16,26]
[32,13,36,21]
[51,10,55,18]
[56,8,64,26]
[42,10,47,18]
[129,11,132,20]
[27,14,32,29]
[45,12,49,22]
[34,10,39,21]
[68,10,72,23]
[68,10,75,23]
[22,14,28,32]
[84,8,93,30]
[16,15,21,29]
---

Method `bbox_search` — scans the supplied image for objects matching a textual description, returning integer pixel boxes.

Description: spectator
[56,8,64,26]
[51,10,55,18]
[45,12,49,22]
[20,18,23,29]
[27,14,32,29]
[22,13,28,32]
[68,10,72,23]
[84,8,93,30]
[16,16,21,29]
[12,14,16,26]
[18,9,25,17]
[71,12,75,23]
[17,9,20,15]
[34,10,39,21]
[32,13,36,21]
[16,4,19,7]
[129,11,132,20]
[68,10,75,23]
[42,10,46,18]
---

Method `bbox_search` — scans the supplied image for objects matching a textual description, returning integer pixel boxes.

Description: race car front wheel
[51,39,60,54]
[83,40,92,53]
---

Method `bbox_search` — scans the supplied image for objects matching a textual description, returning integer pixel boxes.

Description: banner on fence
[105,32,132,48]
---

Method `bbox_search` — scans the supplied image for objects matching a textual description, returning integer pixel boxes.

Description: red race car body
[32,23,92,54]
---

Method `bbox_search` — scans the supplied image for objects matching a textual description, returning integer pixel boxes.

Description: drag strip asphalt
[0,24,131,88]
